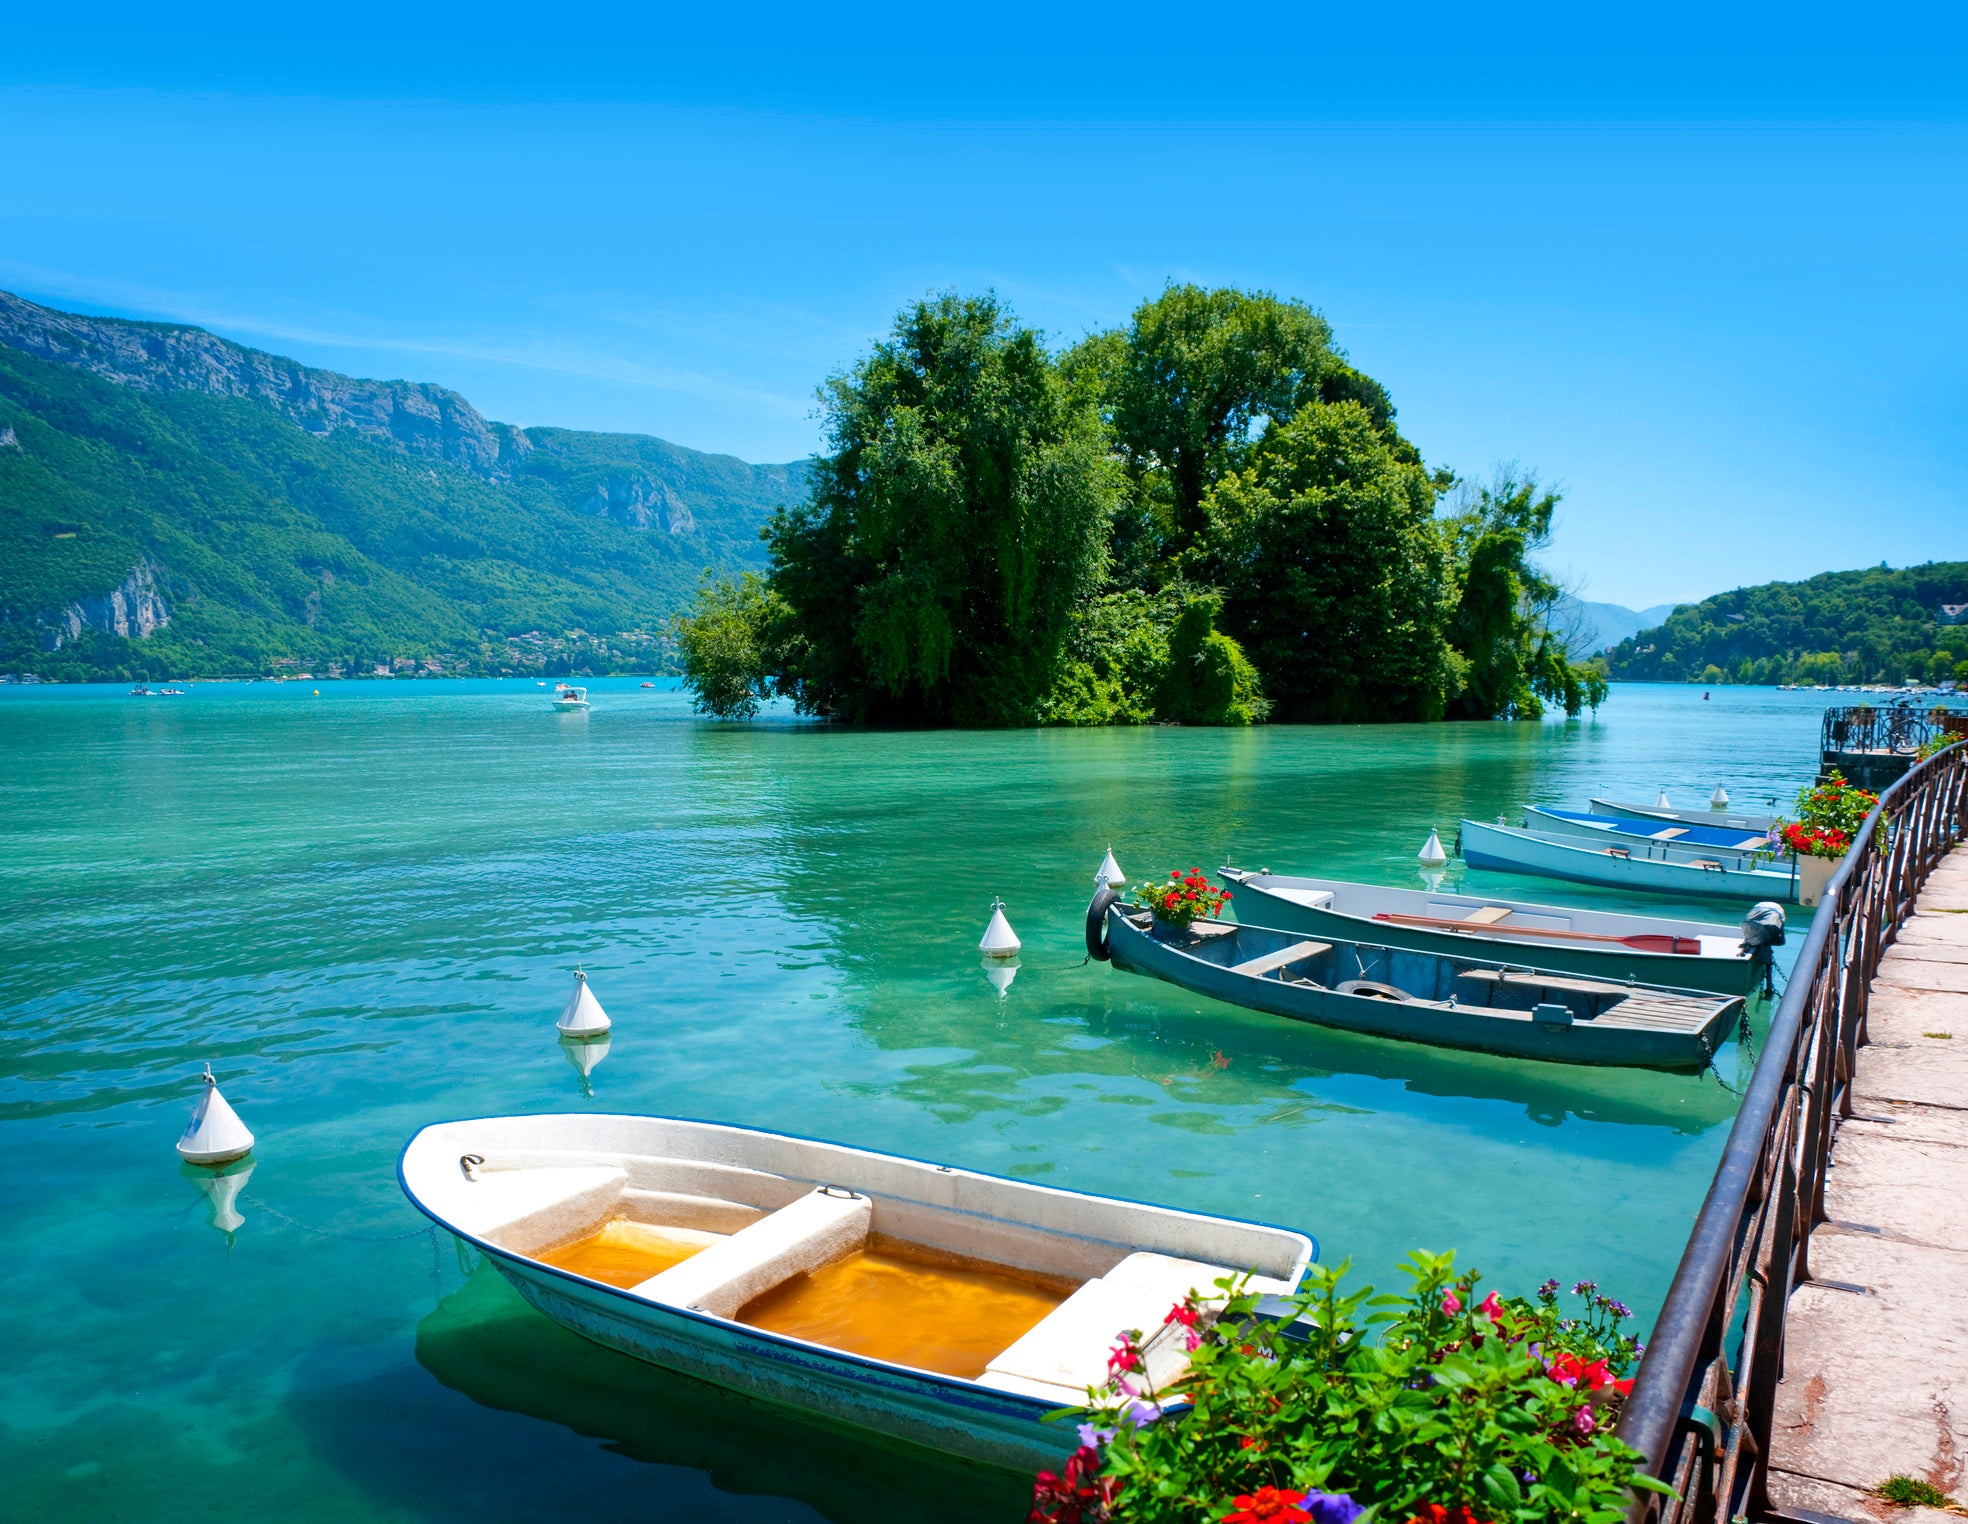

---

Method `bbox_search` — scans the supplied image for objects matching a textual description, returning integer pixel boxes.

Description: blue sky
[3,3,1964,608]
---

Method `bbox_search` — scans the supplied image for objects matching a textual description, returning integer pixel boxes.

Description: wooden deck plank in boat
[1229,941,1332,977]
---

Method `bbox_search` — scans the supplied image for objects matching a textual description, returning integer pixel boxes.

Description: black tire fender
[1086,886,1119,961]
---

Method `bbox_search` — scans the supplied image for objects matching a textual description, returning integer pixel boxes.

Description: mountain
[1601,562,1968,686]
[1553,597,1685,656]
[0,291,806,681]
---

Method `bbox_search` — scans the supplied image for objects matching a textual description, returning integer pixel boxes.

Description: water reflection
[980,956,1019,997]
[412,1261,1032,1524]
[558,1033,611,1097]
[182,1157,256,1241]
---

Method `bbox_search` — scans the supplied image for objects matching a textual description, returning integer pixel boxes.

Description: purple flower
[1119,1398,1163,1428]
[1302,1492,1366,1524]
[1077,1422,1116,1449]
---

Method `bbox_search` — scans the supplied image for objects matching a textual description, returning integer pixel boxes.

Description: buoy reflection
[183,1158,256,1243]
[560,1033,611,1097]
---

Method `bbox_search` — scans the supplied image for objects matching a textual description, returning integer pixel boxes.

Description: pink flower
[1571,1404,1597,1436]
[1441,1290,1463,1315]
[1477,1291,1504,1321]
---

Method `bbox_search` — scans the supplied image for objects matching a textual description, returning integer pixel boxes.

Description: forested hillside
[1602,563,1968,686]
[0,292,803,681]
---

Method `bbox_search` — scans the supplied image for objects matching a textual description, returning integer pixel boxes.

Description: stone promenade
[1768,844,1968,1522]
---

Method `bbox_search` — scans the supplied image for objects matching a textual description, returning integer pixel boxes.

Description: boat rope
[247,1199,439,1244]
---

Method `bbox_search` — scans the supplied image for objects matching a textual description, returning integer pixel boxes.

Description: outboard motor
[1740,901,1787,997]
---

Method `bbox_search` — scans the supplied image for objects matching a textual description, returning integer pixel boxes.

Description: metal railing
[1821,703,1966,761]
[1614,741,1968,1524]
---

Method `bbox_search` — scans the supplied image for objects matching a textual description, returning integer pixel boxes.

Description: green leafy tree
[1203,401,1449,722]
[1082,285,1386,548]
[763,292,1119,724]
[675,571,787,718]
[1154,592,1268,725]
[1442,471,1606,719]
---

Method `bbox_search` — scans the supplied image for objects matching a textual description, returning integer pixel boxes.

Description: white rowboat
[1588,798,1782,835]
[1460,819,1798,903]
[399,1114,1313,1471]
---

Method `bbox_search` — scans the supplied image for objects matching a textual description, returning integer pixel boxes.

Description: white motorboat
[552,684,590,712]
[399,1114,1312,1471]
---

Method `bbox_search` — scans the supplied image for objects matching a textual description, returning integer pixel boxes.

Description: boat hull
[1460,819,1797,903]
[1220,871,1759,995]
[1105,908,1740,1070]
[487,1247,1067,1472]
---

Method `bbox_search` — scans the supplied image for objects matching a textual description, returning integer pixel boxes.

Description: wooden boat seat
[630,1186,872,1319]
[1462,906,1513,924]
[1457,969,1634,999]
[1606,847,1632,859]
[1649,827,1689,840]
[1230,940,1332,977]
[979,1252,1235,1401]
[1688,859,1723,870]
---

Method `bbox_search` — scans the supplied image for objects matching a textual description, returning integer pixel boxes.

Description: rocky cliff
[581,474,697,534]
[43,560,170,650]
[0,290,532,481]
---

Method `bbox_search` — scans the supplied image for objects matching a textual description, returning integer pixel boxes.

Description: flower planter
[1150,914,1194,939]
[1797,852,1838,908]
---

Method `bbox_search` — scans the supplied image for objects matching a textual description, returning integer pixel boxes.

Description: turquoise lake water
[0,680,1840,1522]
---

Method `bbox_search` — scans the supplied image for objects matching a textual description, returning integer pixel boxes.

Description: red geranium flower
[1223,1486,1312,1524]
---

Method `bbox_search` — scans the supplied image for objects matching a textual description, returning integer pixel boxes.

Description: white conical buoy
[1710,786,1730,809]
[982,956,1020,996]
[1418,829,1448,867]
[177,1064,254,1165]
[1095,847,1125,889]
[1655,789,1673,808]
[557,970,611,1036]
[979,898,1021,959]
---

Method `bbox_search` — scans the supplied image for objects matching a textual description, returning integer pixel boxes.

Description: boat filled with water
[399,1114,1313,1471]
[1094,896,1745,1070]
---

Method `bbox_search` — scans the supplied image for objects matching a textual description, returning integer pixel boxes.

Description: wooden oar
[1370,911,1702,955]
